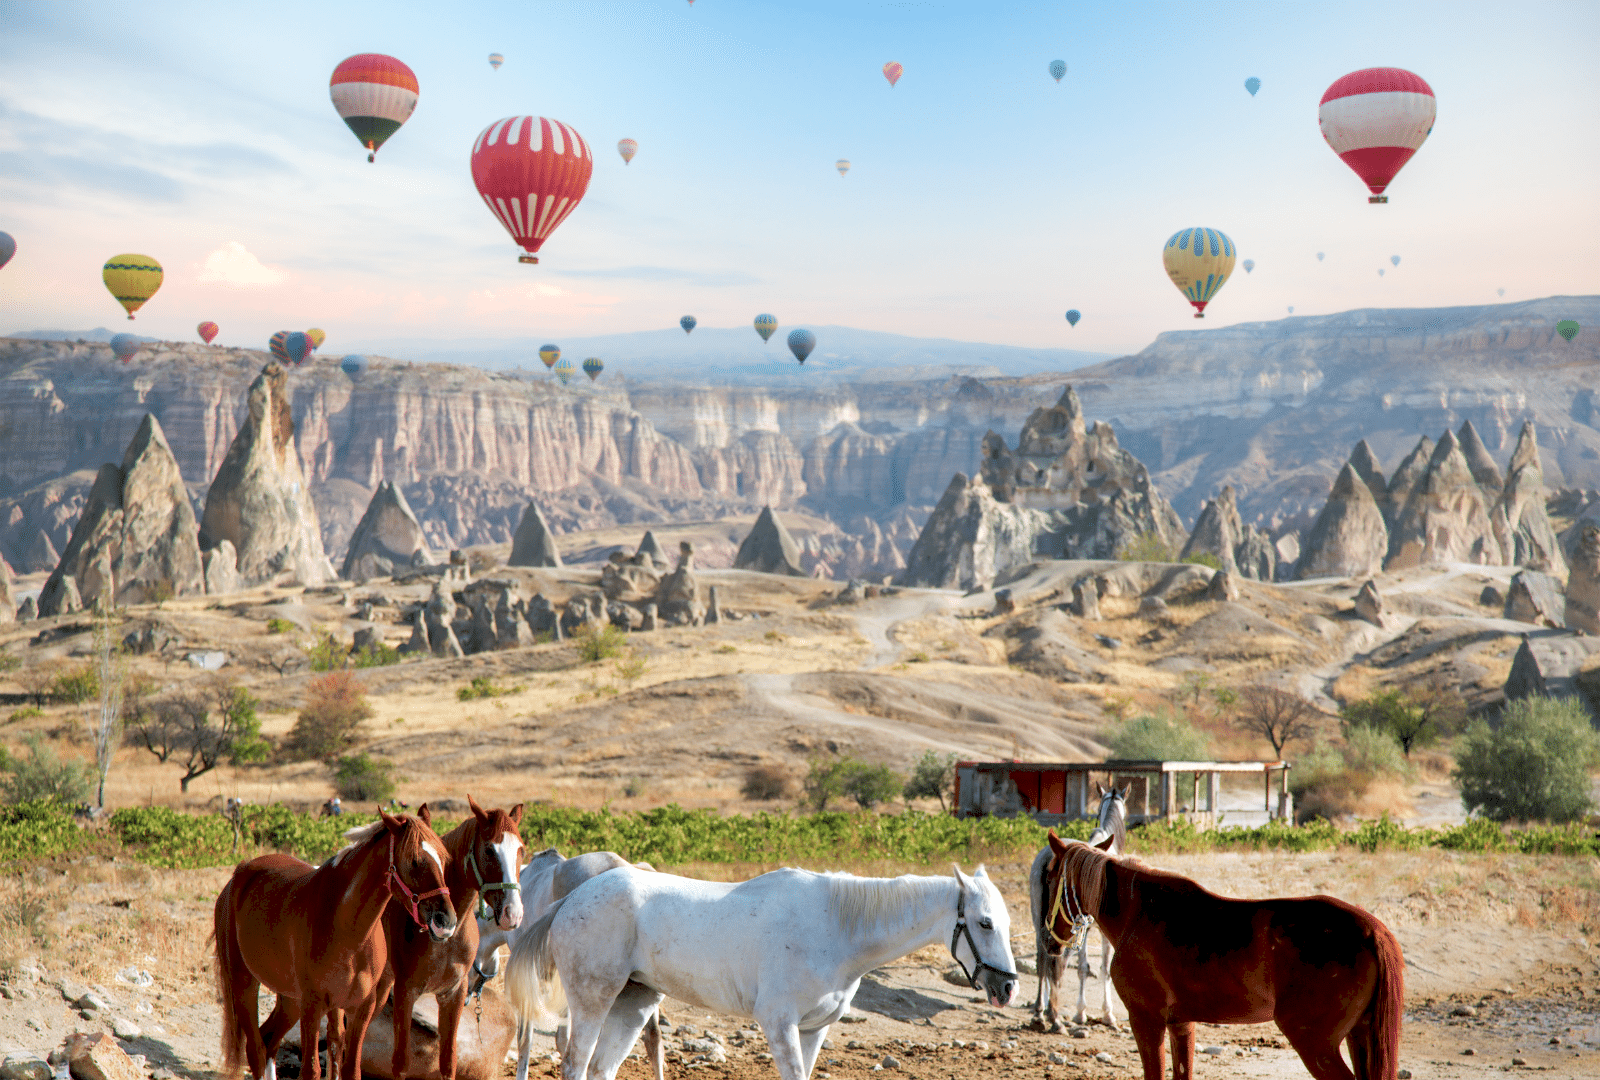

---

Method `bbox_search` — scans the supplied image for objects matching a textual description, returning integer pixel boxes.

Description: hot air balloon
[882,61,903,88]
[269,331,292,364]
[1378,268,1385,277]
[307,328,326,350]
[618,138,637,165]
[1065,310,1081,327]
[787,328,816,364]
[583,356,604,382]
[1287,306,1295,314]
[103,254,162,320]
[1244,77,1261,96]
[680,316,696,334]
[1390,255,1401,267]
[341,354,368,378]
[754,314,778,342]
[1049,60,1066,82]
[1162,228,1236,318]
[836,159,850,177]
[1243,259,1255,273]
[330,54,418,163]
[488,53,504,70]
[0,232,14,270]
[110,333,141,363]
[553,356,575,385]
[471,116,594,264]
[1319,68,1435,203]
[1317,252,1325,261]
[1497,288,1506,297]
[284,331,312,366]
[1557,321,1580,343]
[197,321,219,344]
[539,344,560,369]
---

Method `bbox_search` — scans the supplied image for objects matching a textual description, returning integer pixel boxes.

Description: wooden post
[1161,770,1174,822]
[1208,772,1220,814]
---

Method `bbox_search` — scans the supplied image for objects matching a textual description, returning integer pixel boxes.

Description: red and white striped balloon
[1318,68,1435,203]
[470,116,594,264]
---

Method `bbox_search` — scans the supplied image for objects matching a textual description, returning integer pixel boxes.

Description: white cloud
[532,283,567,298]
[197,242,286,287]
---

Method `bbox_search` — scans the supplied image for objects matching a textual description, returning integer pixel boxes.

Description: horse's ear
[1095,782,1106,798]
[508,802,524,825]
[952,864,973,891]
[417,802,432,827]
[1118,783,1131,801]
[1093,833,1116,852]
[1047,829,1070,855]
[380,807,401,830]
[468,794,487,820]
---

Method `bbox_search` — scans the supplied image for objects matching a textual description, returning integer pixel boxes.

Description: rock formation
[1493,423,1566,577]
[343,482,432,582]
[0,556,14,623]
[38,414,206,613]
[424,582,465,658]
[655,542,704,625]
[733,506,806,576]
[636,531,668,570]
[1296,464,1387,579]
[1353,580,1385,627]
[1204,568,1239,602]
[600,550,662,603]
[23,530,59,574]
[1381,436,1434,530]
[899,387,1185,590]
[203,541,242,595]
[1387,431,1499,568]
[1504,570,1565,629]
[200,364,332,587]
[1348,440,1387,503]
[1456,420,1504,495]
[1180,488,1243,575]
[1566,518,1600,635]
[507,502,562,568]
[1072,578,1100,619]
[1234,525,1277,582]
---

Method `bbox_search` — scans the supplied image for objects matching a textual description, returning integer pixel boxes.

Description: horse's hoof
[1048,1023,1064,1035]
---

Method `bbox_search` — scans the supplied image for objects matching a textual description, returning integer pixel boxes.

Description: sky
[1,0,1597,361]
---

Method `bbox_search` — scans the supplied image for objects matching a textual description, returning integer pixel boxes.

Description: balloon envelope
[754,314,778,342]
[836,159,850,176]
[269,331,292,364]
[787,328,816,364]
[1049,60,1066,82]
[109,333,140,361]
[680,316,696,334]
[553,356,575,384]
[488,53,504,70]
[1244,77,1261,96]
[539,344,560,369]
[197,321,219,344]
[1378,268,1385,276]
[284,331,312,365]
[103,253,163,320]
[1242,259,1255,273]
[1162,228,1236,317]
[1317,252,1325,261]
[306,328,326,349]
[472,116,594,262]
[1288,306,1295,314]
[341,354,368,378]
[582,356,604,382]
[1556,320,1580,343]
[1390,255,1401,267]
[1064,310,1081,327]
[0,231,14,270]
[617,138,637,164]
[330,54,418,162]
[882,61,902,87]
[1319,68,1435,201]
[1498,288,1506,297]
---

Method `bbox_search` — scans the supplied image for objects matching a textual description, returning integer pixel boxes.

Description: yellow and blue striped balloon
[1162,228,1236,318]
[753,313,778,342]
[553,356,575,385]
[103,253,163,320]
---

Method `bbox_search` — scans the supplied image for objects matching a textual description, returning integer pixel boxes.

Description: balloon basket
[1193,314,1204,319]
[367,153,376,163]
[518,255,539,264]
[1368,195,1388,204]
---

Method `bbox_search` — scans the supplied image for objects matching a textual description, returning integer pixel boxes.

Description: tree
[286,671,374,761]
[802,756,849,812]
[840,761,902,809]
[1235,684,1321,757]
[0,732,94,805]
[1109,711,1210,761]
[89,603,129,809]
[1453,696,1600,823]
[903,750,958,810]
[16,664,56,708]
[127,682,269,792]
[1341,682,1466,758]
[333,754,397,802]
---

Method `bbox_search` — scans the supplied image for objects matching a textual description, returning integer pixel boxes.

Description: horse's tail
[212,877,246,1080]
[1359,918,1405,1080]
[505,894,569,1024]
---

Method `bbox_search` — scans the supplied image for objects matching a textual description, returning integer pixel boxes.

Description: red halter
[385,831,452,931]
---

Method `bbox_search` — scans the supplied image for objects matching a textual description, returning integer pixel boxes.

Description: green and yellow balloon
[103,253,162,320]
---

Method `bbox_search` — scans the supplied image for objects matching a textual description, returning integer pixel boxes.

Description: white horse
[1028,783,1127,1031]
[505,864,1018,1080]
[471,849,663,1080]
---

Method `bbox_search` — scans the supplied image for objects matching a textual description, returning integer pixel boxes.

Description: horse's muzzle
[985,973,1018,1009]
[428,911,458,942]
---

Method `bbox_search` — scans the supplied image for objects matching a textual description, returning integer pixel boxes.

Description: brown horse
[1042,831,1403,1080]
[214,810,457,1080]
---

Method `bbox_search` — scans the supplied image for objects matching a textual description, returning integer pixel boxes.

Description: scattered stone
[184,651,227,671]
[1,1054,51,1080]
[352,626,382,653]
[1504,570,1565,628]
[992,588,1015,615]
[1461,1048,1476,1056]
[1450,1005,1478,1018]
[113,968,152,989]
[879,1056,899,1070]
[1397,1069,1412,1078]
[1204,568,1238,601]
[108,1018,140,1040]
[1068,1028,1089,1039]
[64,1033,143,1080]
[1072,579,1100,620]
[1479,584,1504,607]
[1201,1046,1224,1055]
[1513,1058,1527,1066]
[342,481,433,582]
[507,502,562,568]
[1094,1053,1115,1064]
[1352,579,1385,626]
[1048,1053,1068,1066]
[1137,595,1170,619]
[1093,634,1121,649]
[705,586,722,625]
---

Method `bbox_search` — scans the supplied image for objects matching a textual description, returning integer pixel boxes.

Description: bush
[1341,684,1466,757]
[903,750,957,810]
[51,665,100,706]
[0,734,94,805]
[803,756,902,811]
[1289,728,1411,822]
[614,653,648,687]
[1108,711,1210,760]
[741,764,791,801]
[352,641,401,668]
[575,623,628,662]
[1454,696,1600,823]
[457,676,524,701]
[1117,532,1174,563]
[1181,552,1223,570]
[285,672,374,761]
[6,706,43,723]
[306,632,350,673]
[266,618,297,634]
[333,754,397,802]
[0,799,94,863]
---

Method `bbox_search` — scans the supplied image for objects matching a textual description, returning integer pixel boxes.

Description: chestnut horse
[214,810,457,1080]
[1042,831,1403,1080]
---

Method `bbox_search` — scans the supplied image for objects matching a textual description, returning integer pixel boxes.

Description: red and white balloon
[1318,67,1434,203]
[470,116,594,264]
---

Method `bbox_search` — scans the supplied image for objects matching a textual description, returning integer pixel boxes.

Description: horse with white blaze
[505,864,1018,1080]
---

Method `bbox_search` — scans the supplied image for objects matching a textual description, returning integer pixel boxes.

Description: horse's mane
[1058,840,1119,917]
[825,872,952,935]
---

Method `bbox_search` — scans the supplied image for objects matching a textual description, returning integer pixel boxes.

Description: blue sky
[1,0,1596,359]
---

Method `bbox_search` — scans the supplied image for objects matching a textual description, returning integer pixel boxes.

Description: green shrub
[352,641,401,668]
[1117,532,1175,563]
[266,618,297,634]
[575,623,628,662]
[0,652,19,673]
[285,672,374,761]
[840,761,902,809]
[1454,696,1600,823]
[333,754,397,802]
[1,733,94,805]
[457,676,523,701]
[0,799,93,863]
[306,633,350,673]
[6,706,44,724]
[1341,684,1466,757]
[1181,552,1223,570]
[740,765,790,801]
[1109,711,1210,761]
[51,666,100,706]
[614,653,647,687]
[903,750,957,810]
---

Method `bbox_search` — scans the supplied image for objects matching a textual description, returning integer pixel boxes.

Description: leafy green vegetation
[1,734,94,805]
[352,641,402,668]
[305,632,350,673]
[1341,684,1466,758]
[1181,552,1223,570]
[5,706,44,724]
[51,666,100,706]
[1108,710,1211,760]
[333,753,397,802]
[457,675,524,701]
[903,750,957,810]
[1116,532,1174,562]
[285,672,374,761]
[574,623,628,662]
[265,617,297,634]
[1453,696,1600,823]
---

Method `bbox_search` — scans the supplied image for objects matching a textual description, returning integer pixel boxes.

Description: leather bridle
[949,888,1019,991]
[385,831,452,931]
[466,844,521,922]
[1045,853,1093,955]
